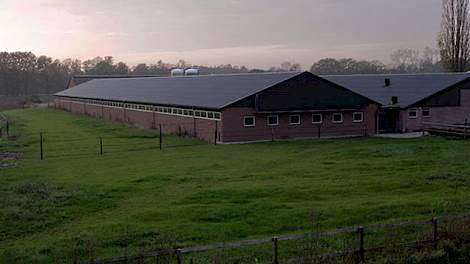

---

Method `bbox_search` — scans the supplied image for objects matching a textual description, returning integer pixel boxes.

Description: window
[408,108,418,119]
[332,113,343,123]
[267,115,279,126]
[244,116,256,127]
[289,115,301,125]
[353,112,364,123]
[312,114,323,124]
[422,108,431,118]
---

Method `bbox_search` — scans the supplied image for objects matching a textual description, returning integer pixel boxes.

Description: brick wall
[55,99,220,143]
[402,89,470,131]
[221,104,378,143]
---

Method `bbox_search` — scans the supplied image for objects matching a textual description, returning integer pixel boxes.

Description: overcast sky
[0,0,442,69]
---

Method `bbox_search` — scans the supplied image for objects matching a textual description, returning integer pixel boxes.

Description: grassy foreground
[1,108,470,263]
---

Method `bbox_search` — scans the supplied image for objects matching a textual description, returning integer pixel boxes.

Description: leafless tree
[439,0,470,71]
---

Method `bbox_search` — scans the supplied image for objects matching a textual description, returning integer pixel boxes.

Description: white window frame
[312,114,323,124]
[408,108,418,119]
[352,112,364,123]
[422,108,431,118]
[244,116,256,127]
[332,113,343,124]
[289,114,301,125]
[267,115,279,126]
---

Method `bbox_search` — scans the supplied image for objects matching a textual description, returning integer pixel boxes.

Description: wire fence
[1,120,211,160]
[77,212,470,264]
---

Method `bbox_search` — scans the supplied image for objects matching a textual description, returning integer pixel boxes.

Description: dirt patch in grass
[0,152,22,168]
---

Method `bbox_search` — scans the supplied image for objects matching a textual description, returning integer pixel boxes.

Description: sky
[0,0,443,69]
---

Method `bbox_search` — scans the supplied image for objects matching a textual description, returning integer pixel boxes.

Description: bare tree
[439,0,470,71]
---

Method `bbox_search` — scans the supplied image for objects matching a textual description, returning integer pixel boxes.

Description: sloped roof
[322,73,470,108]
[70,75,162,86]
[56,72,302,109]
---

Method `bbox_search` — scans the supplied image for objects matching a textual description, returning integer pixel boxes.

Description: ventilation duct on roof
[170,69,184,76]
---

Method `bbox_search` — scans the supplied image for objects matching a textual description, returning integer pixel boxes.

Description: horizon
[0,0,442,69]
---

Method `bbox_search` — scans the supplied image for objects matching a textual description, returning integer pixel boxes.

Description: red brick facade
[222,105,378,143]
[55,100,220,142]
[401,89,470,131]
[54,99,379,143]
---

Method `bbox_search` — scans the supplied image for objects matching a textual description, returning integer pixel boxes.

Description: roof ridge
[78,71,303,81]
[320,72,470,77]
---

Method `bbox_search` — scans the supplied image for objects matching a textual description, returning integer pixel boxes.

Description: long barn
[55,72,379,143]
[54,71,470,143]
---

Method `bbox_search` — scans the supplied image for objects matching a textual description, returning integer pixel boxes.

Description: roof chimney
[391,96,398,105]
[385,78,391,87]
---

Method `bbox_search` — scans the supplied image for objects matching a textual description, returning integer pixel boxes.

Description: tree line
[0,48,446,96]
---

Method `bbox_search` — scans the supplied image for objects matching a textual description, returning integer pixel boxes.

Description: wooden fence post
[159,124,162,150]
[99,137,103,155]
[176,249,183,264]
[272,237,279,264]
[358,226,365,263]
[40,132,44,161]
[6,120,9,137]
[432,217,438,249]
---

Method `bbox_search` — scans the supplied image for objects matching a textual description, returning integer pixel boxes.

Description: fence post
[159,124,162,150]
[99,137,103,155]
[6,120,9,137]
[464,119,468,140]
[176,249,183,264]
[432,217,438,249]
[0,128,2,138]
[40,132,44,161]
[272,237,279,264]
[358,226,365,263]
[214,121,218,145]
[317,125,321,138]
[271,127,275,142]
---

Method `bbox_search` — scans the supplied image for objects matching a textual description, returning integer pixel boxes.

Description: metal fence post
[159,124,162,150]
[214,121,218,145]
[272,237,279,264]
[358,226,365,263]
[40,132,44,160]
[99,137,103,155]
[432,217,438,249]
[464,119,468,140]
[176,249,183,264]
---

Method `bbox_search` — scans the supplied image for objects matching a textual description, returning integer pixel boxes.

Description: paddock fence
[423,121,470,139]
[79,212,470,264]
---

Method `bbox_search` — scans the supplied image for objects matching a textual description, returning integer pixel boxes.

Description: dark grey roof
[56,72,301,109]
[322,73,470,108]
[70,75,161,86]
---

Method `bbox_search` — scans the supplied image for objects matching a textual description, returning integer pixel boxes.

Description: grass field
[1,108,470,263]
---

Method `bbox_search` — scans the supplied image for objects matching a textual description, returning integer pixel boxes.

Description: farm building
[54,72,379,143]
[324,73,470,132]
[54,71,470,143]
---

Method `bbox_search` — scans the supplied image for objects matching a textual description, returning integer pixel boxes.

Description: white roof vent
[171,68,184,76]
[185,68,199,76]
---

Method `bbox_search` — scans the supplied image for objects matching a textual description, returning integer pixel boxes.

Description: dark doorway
[379,108,400,133]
